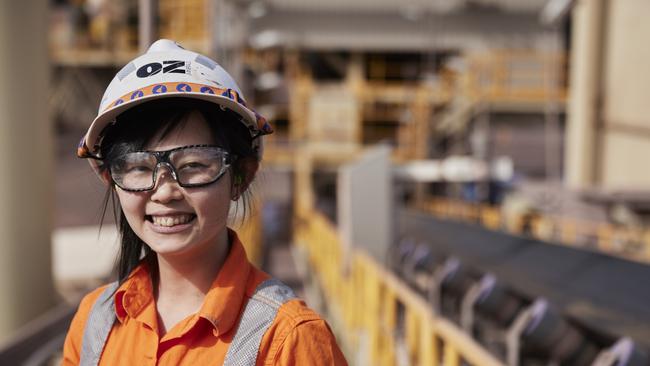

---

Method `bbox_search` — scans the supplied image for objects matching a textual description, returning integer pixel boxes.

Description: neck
[153,229,230,334]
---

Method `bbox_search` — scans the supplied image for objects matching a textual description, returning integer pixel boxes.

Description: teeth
[151,214,193,227]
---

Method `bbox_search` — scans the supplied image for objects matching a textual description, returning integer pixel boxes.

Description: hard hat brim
[84,91,258,157]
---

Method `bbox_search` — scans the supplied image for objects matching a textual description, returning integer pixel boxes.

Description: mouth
[145,213,197,227]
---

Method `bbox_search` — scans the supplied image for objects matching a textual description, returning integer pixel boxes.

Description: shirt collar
[198,230,252,336]
[113,229,252,337]
[114,262,154,325]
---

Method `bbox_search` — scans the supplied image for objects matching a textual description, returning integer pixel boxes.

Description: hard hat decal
[136,60,187,78]
[221,90,231,98]
[200,86,215,94]
[228,89,244,104]
[152,84,167,94]
[137,62,162,78]
[176,83,192,92]
[195,55,217,70]
[130,90,144,100]
[162,60,186,74]
[103,82,262,113]
[117,62,136,81]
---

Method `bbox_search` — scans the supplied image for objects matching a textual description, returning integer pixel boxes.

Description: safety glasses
[109,144,234,192]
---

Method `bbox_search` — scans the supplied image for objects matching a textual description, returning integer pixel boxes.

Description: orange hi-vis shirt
[62,231,347,365]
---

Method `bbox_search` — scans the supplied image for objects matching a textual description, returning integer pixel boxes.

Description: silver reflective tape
[79,282,118,366]
[116,62,136,81]
[223,279,296,366]
[195,54,217,70]
[78,278,296,366]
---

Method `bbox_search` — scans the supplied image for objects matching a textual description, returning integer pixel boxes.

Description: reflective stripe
[223,279,296,366]
[79,281,118,366]
[78,278,295,365]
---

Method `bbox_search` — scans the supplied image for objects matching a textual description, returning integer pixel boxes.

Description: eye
[179,161,208,170]
[127,165,153,173]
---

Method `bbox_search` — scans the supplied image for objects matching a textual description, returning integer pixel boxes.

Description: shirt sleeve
[273,319,348,366]
[61,286,107,366]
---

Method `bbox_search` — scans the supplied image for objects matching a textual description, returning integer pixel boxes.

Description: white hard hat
[78,39,272,175]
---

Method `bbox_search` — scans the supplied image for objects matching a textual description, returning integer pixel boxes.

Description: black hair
[98,97,258,283]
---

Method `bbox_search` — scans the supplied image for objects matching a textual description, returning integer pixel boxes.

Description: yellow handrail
[295,211,504,366]
[465,51,567,104]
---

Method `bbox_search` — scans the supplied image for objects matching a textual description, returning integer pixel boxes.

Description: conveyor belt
[399,208,650,350]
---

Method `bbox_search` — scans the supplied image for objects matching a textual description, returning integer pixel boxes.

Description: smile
[146,214,196,227]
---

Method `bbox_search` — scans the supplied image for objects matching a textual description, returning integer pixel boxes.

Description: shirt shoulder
[257,299,348,366]
[61,284,114,366]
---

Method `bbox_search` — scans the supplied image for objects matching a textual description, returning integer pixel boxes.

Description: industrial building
[0,0,648,365]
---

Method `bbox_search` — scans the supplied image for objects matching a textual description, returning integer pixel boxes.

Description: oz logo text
[137,61,187,78]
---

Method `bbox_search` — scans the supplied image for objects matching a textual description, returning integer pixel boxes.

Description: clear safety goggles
[109,144,233,192]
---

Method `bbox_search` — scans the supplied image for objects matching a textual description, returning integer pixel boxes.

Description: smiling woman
[99,99,252,282]
[62,40,347,366]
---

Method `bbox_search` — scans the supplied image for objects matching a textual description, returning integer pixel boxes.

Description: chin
[143,233,221,260]
[145,237,192,255]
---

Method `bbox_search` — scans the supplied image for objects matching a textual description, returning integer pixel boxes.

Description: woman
[63,39,347,365]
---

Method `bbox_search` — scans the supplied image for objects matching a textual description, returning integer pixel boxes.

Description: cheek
[192,185,232,222]
[116,189,146,224]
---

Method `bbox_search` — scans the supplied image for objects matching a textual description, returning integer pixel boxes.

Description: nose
[149,165,183,203]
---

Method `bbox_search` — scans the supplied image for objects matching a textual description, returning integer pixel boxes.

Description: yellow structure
[418,197,650,264]
[295,210,504,366]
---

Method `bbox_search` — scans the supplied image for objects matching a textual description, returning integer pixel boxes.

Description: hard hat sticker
[162,60,186,74]
[102,81,272,138]
[116,62,136,81]
[137,62,162,77]
[194,54,217,70]
[152,84,167,94]
[176,83,192,92]
[136,60,187,78]
[130,90,144,100]
[200,86,215,94]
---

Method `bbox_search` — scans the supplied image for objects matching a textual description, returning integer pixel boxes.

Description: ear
[100,168,112,185]
[231,157,259,200]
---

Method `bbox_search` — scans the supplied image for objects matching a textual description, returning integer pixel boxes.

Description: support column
[564,0,605,189]
[0,0,56,342]
[138,0,157,52]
